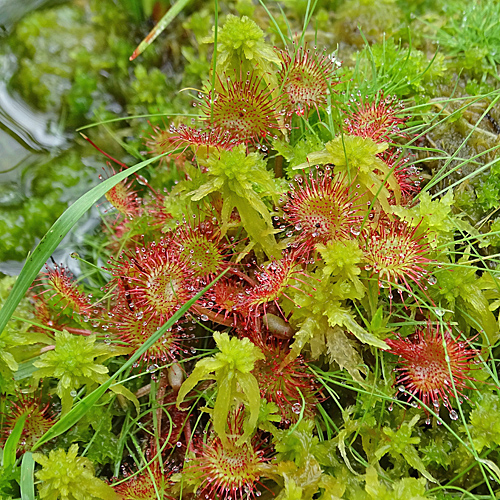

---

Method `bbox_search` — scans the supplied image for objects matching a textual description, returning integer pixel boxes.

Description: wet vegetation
[1,0,500,498]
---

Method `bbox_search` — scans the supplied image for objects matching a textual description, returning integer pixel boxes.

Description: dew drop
[427,275,437,286]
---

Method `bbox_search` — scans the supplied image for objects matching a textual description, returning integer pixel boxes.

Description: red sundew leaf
[385,322,480,415]
[344,92,408,143]
[277,43,340,118]
[283,168,365,250]
[201,70,283,145]
[360,218,434,298]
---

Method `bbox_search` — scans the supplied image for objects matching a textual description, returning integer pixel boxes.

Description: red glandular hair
[385,322,479,414]
[187,412,268,500]
[35,265,93,318]
[277,43,340,117]
[113,463,175,500]
[379,148,422,202]
[107,304,182,364]
[172,219,227,280]
[360,218,433,296]
[253,339,321,424]
[101,169,140,219]
[344,92,408,143]
[107,240,196,324]
[1,392,53,455]
[283,168,364,250]
[145,122,236,159]
[239,250,314,323]
[201,70,281,145]
[198,277,249,327]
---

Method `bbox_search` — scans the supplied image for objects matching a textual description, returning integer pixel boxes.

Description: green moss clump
[0,151,95,262]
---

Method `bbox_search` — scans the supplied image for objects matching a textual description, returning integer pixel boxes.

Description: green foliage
[127,65,182,117]
[56,402,120,467]
[469,391,500,453]
[31,331,128,415]
[432,252,499,344]
[354,39,447,97]
[476,158,500,210]
[331,0,404,51]
[33,444,117,500]
[206,14,280,77]
[176,332,264,445]
[10,4,134,121]
[392,190,455,247]
[437,0,500,74]
[365,466,427,500]
[4,1,500,498]
[294,135,398,212]
[0,277,48,392]
[0,150,98,262]
[190,145,285,256]
[274,133,325,174]
[274,420,319,466]
[375,415,435,482]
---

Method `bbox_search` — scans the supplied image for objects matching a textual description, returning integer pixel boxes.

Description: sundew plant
[2,0,500,499]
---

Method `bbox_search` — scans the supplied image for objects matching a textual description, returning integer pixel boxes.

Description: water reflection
[0,0,61,34]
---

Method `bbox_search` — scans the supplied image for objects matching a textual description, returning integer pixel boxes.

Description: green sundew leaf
[0,153,167,338]
[31,268,229,451]
[236,371,261,445]
[109,384,140,414]
[2,412,27,469]
[20,452,35,500]
[129,0,192,60]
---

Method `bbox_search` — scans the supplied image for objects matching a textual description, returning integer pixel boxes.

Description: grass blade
[129,0,192,60]
[0,153,166,337]
[2,413,27,469]
[31,267,229,451]
[20,452,35,500]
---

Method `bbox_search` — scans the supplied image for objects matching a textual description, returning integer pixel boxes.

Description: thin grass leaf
[0,152,167,338]
[20,452,35,500]
[2,413,27,469]
[129,0,192,60]
[31,267,229,451]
